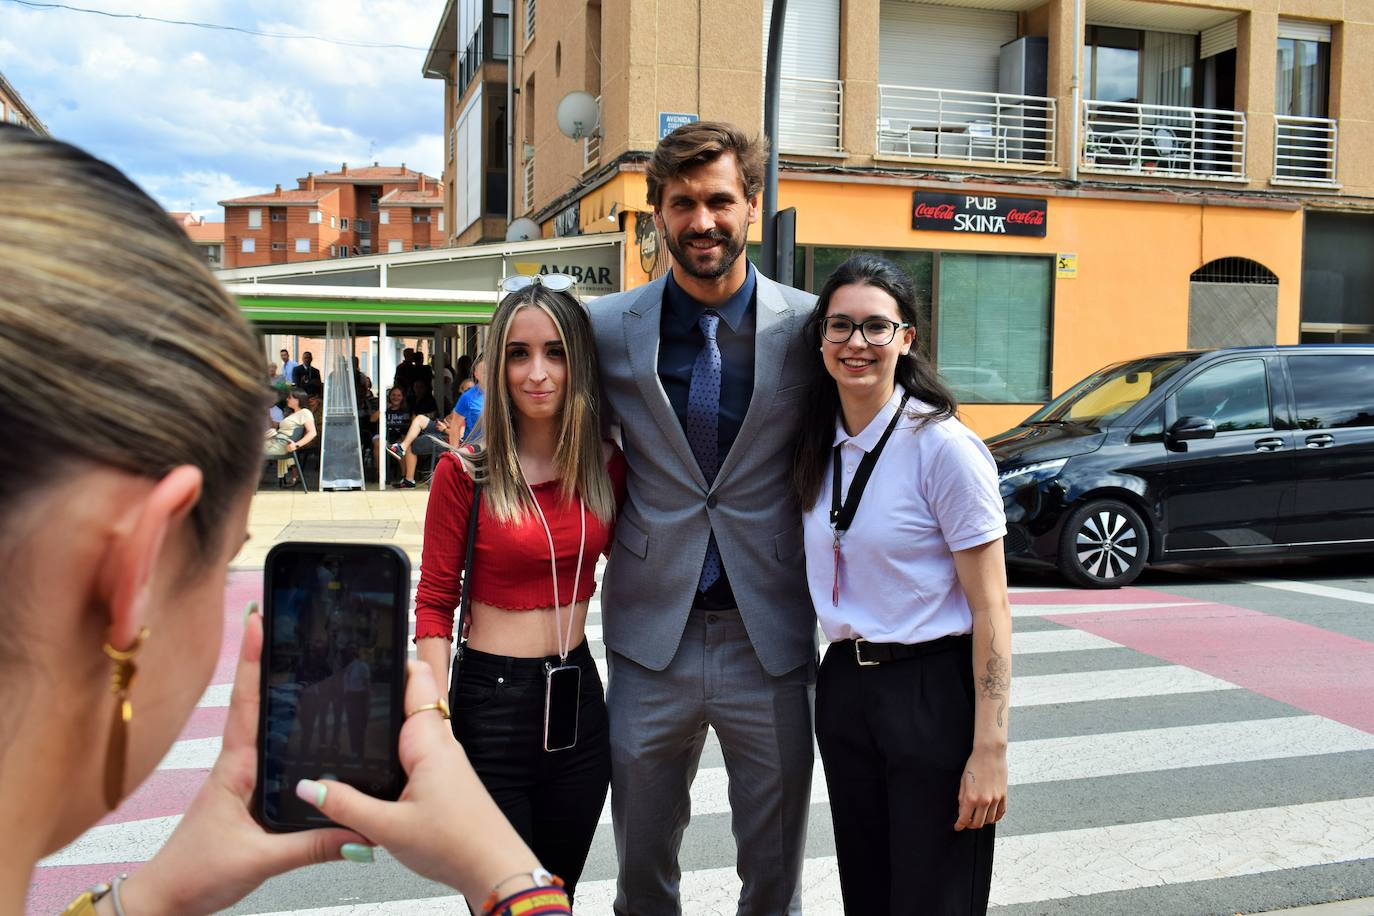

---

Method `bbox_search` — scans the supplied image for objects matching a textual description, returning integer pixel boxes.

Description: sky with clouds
[0,0,445,220]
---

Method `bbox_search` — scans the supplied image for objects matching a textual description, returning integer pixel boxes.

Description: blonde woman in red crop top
[413,279,626,904]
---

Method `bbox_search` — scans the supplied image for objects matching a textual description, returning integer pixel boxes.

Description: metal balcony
[1081,100,1246,181]
[778,76,844,155]
[876,84,1056,166]
[1273,115,1338,186]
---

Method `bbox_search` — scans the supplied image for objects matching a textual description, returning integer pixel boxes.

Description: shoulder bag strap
[451,481,482,682]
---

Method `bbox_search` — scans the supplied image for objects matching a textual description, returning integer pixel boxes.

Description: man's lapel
[716,274,794,484]
[621,277,708,490]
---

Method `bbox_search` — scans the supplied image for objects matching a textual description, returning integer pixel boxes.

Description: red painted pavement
[28,862,146,914]
[1045,596,1374,736]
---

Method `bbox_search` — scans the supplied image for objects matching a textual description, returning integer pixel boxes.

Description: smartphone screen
[544,664,581,752]
[256,542,410,831]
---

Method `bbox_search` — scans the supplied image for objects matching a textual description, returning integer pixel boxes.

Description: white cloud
[0,0,444,213]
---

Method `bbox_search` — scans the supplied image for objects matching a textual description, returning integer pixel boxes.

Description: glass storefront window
[937,254,1052,403]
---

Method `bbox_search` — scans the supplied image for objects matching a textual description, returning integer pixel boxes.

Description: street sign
[659,112,698,140]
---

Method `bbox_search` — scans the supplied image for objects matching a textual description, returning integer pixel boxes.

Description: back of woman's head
[0,126,267,559]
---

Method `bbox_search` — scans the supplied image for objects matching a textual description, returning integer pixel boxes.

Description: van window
[1174,359,1271,432]
[1287,354,1374,429]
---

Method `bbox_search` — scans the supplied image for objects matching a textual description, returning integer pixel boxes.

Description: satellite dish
[506,217,540,242]
[556,91,600,140]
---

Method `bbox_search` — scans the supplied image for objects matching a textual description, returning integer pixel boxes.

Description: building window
[380,210,391,225]
[1276,36,1330,117]
[414,211,431,223]
[270,210,286,222]
[241,238,256,253]
[341,217,350,230]
[247,209,262,229]
[330,215,337,228]
[414,244,431,251]
[937,253,1052,403]
[438,211,445,232]
[308,209,322,224]
[295,238,310,253]
[271,242,285,251]
[525,0,536,43]
[370,191,380,212]
[388,240,404,254]
[329,245,336,257]
[449,127,456,161]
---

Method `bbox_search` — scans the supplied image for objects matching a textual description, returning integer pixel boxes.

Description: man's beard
[665,225,748,281]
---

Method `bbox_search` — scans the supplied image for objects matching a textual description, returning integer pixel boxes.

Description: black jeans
[450,639,610,898]
[816,634,995,916]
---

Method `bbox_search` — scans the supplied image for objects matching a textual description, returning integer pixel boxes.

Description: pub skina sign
[912,192,1047,237]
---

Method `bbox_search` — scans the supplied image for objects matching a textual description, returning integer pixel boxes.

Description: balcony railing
[1273,115,1338,185]
[1081,100,1246,180]
[876,84,1056,165]
[778,76,843,155]
[583,95,601,171]
[523,155,535,213]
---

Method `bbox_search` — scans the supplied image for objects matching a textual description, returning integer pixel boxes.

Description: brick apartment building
[220,164,445,268]
[167,211,225,269]
[0,69,47,135]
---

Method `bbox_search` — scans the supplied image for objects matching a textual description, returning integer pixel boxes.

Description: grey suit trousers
[608,608,815,916]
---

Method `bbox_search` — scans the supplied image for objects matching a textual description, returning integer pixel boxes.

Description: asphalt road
[30,556,1374,915]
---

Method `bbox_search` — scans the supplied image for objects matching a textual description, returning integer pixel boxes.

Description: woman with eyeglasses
[791,255,1012,915]
[414,273,626,901]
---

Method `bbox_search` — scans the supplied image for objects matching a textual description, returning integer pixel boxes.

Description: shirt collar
[664,262,756,333]
[833,386,908,451]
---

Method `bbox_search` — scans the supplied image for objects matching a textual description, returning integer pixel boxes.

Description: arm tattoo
[978,624,1010,728]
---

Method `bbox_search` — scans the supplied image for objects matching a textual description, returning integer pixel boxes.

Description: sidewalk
[1250,902,1374,915]
[232,488,429,569]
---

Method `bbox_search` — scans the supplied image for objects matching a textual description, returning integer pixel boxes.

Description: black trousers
[450,639,610,898]
[815,634,995,916]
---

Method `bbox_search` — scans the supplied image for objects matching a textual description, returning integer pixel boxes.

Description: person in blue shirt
[454,351,485,443]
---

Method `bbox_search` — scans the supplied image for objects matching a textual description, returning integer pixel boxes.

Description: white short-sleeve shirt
[802,387,1007,645]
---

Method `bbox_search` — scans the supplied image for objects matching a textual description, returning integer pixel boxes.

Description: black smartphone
[255,542,410,831]
[543,664,581,752]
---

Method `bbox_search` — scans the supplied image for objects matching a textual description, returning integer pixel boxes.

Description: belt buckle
[854,638,880,667]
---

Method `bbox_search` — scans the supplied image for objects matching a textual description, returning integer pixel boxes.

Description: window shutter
[763,0,840,80]
[1200,19,1238,59]
[879,2,1017,93]
[1278,19,1332,42]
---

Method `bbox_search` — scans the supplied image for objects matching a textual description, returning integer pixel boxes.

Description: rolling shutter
[763,0,840,80]
[879,2,1017,92]
[1200,19,1238,59]
[1278,19,1332,42]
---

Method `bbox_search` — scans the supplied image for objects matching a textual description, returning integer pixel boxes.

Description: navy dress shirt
[658,265,757,610]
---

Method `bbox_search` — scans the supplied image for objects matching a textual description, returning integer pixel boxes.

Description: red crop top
[413,446,628,640]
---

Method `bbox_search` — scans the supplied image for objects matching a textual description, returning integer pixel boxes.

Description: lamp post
[761,0,787,281]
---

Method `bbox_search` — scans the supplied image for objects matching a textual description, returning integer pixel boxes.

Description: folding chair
[265,426,309,493]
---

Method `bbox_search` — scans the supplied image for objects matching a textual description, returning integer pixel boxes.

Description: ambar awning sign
[912,192,1047,237]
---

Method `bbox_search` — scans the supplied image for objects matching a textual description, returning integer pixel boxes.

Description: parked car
[987,345,1374,588]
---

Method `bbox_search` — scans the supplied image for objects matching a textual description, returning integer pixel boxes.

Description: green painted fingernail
[243,600,259,625]
[340,843,374,863]
[295,778,326,807]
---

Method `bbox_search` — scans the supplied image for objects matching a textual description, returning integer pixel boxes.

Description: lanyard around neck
[829,394,909,606]
[525,482,587,665]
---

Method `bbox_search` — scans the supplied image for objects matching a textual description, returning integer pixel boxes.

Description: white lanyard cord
[525,483,587,665]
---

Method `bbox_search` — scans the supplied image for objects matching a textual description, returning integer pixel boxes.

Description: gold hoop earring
[102,627,150,810]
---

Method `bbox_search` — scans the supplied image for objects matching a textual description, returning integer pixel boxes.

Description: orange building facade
[221,164,445,269]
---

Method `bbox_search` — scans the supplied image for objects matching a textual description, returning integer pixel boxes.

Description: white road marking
[1013,664,1233,706]
[1012,630,1121,654]
[1011,600,1203,618]
[1217,574,1374,607]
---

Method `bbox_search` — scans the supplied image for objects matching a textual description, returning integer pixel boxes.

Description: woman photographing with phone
[1,126,571,916]
[792,255,1012,915]
[414,274,626,902]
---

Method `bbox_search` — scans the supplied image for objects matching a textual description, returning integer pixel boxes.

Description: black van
[987,345,1374,588]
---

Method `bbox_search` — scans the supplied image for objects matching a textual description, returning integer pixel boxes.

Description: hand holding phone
[255,543,411,831]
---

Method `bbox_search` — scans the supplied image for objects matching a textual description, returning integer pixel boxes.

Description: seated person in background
[452,351,485,444]
[385,406,460,489]
[264,388,316,487]
[408,377,439,417]
[370,385,412,475]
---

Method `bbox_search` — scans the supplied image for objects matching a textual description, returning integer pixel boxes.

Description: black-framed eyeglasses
[821,315,911,347]
[500,273,578,295]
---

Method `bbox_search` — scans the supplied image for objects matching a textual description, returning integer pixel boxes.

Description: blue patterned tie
[687,313,723,591]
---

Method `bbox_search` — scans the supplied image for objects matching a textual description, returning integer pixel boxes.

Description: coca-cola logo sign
[911,192,1048,237]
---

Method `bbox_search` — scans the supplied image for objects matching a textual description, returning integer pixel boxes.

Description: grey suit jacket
[590,272,818,676]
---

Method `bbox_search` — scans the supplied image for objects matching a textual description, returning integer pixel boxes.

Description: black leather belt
[841,633,970,667]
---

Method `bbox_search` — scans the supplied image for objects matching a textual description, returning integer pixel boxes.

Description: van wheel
[1057,499,1149,589]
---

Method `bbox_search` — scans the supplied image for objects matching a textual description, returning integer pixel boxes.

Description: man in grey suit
[589,121,817,915]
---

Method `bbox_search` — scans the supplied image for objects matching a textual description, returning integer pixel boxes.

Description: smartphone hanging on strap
[526,483,587,752]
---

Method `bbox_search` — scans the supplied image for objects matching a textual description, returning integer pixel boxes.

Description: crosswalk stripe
[1011,629,1120,654]
[1011,600,1202,618]
[1013,664,1233,706]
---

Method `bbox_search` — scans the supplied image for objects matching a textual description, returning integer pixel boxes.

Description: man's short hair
[645,121,768,210]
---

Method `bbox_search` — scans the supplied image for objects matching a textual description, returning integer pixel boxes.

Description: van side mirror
[1169,415,1216,441]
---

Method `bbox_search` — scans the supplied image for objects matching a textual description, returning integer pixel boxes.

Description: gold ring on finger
[405,698,451,720]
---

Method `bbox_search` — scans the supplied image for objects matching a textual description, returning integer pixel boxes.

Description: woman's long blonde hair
[464,285,615,523]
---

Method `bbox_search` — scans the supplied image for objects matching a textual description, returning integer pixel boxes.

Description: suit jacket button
[707,494,719,509]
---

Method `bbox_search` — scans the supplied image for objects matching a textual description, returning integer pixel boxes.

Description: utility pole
[761,0,787,280]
